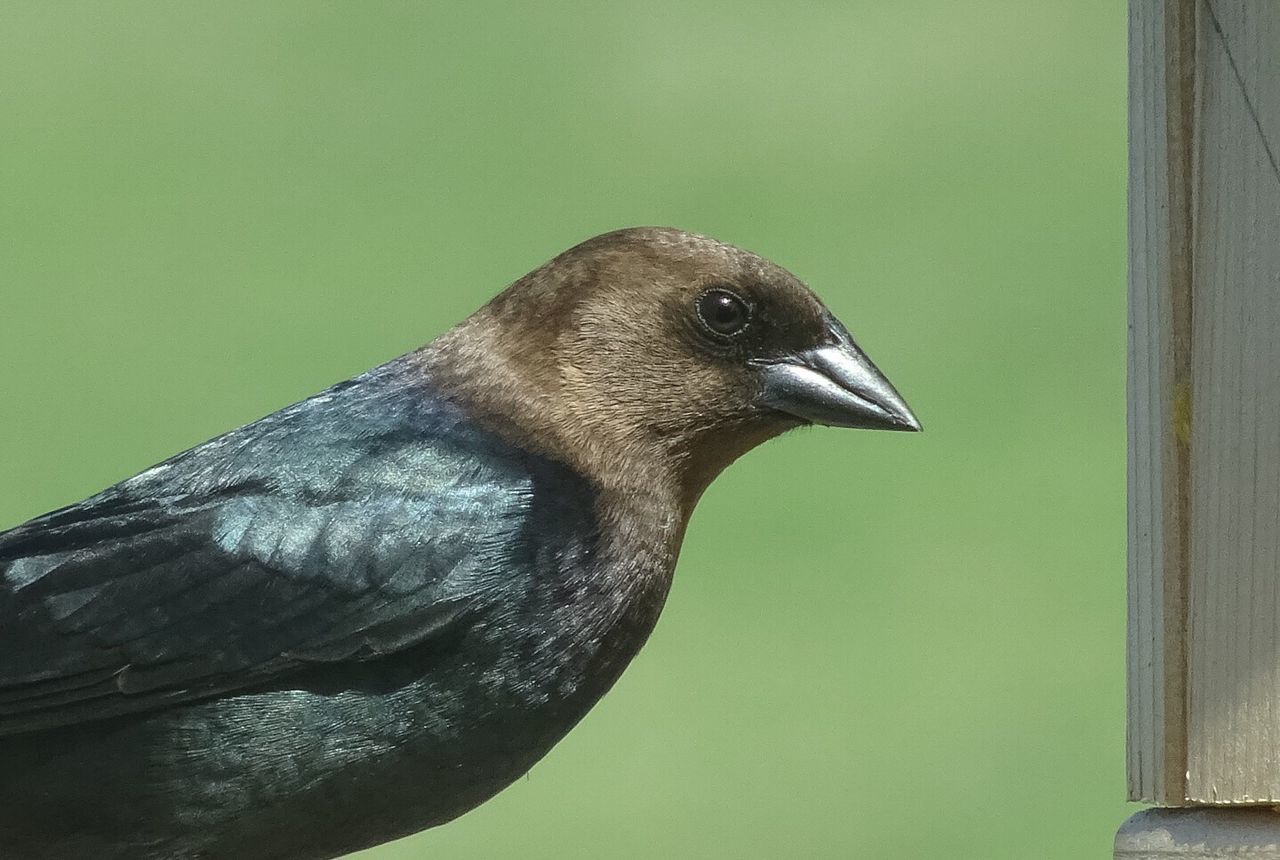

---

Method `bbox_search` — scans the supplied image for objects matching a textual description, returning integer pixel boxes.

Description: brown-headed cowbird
[0,227,919,859]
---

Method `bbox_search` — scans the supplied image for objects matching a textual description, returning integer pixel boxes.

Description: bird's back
[0,356,630,859]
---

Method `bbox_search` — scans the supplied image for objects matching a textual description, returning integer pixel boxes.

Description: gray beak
[752,315,921,432]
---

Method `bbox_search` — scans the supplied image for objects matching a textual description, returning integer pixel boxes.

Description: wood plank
[1185,0,1280,803]
[1129,0,1280,805]
[1127,0,1195,805]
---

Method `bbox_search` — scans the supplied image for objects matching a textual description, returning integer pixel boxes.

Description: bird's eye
[695,289,751,337]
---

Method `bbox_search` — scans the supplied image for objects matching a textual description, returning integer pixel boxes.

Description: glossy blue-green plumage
[0,357,613,858]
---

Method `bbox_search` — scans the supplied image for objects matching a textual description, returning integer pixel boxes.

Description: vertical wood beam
[1127,0,1196,805]
[1128,0,1280,808]
[1185,0,1280,803]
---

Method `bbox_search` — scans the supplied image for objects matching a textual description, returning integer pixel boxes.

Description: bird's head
[428,227,919,510]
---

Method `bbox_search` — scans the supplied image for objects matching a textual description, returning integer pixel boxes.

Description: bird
[0,226,919,859]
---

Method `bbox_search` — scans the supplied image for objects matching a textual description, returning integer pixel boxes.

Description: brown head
[424,227,919,517]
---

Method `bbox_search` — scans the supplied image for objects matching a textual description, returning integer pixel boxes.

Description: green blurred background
[0,2,1126,857]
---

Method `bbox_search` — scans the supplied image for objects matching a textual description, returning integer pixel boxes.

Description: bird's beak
[752,314,922,432]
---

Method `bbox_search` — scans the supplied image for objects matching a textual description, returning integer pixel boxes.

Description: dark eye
[695,289,751,337]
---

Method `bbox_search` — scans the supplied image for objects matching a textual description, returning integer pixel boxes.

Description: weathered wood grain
[1128,0,1280,805]
[1185,0,1280,804]
[1127,0,1195,806]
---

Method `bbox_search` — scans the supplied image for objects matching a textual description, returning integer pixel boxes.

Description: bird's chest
[116,561,674,859]
[290,549,676,842]
[476,543,674,717]
[71,503,683,856]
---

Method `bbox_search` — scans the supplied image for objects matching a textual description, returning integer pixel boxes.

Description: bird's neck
[414,319,766,531]
[411,325,695,673]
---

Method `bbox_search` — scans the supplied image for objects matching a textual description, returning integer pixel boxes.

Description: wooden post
[1122,0,1280,853]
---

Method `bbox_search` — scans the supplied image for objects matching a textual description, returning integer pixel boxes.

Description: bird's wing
[0,363,596,735]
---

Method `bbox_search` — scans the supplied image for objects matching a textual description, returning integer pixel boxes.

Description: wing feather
[0,363,590,735]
